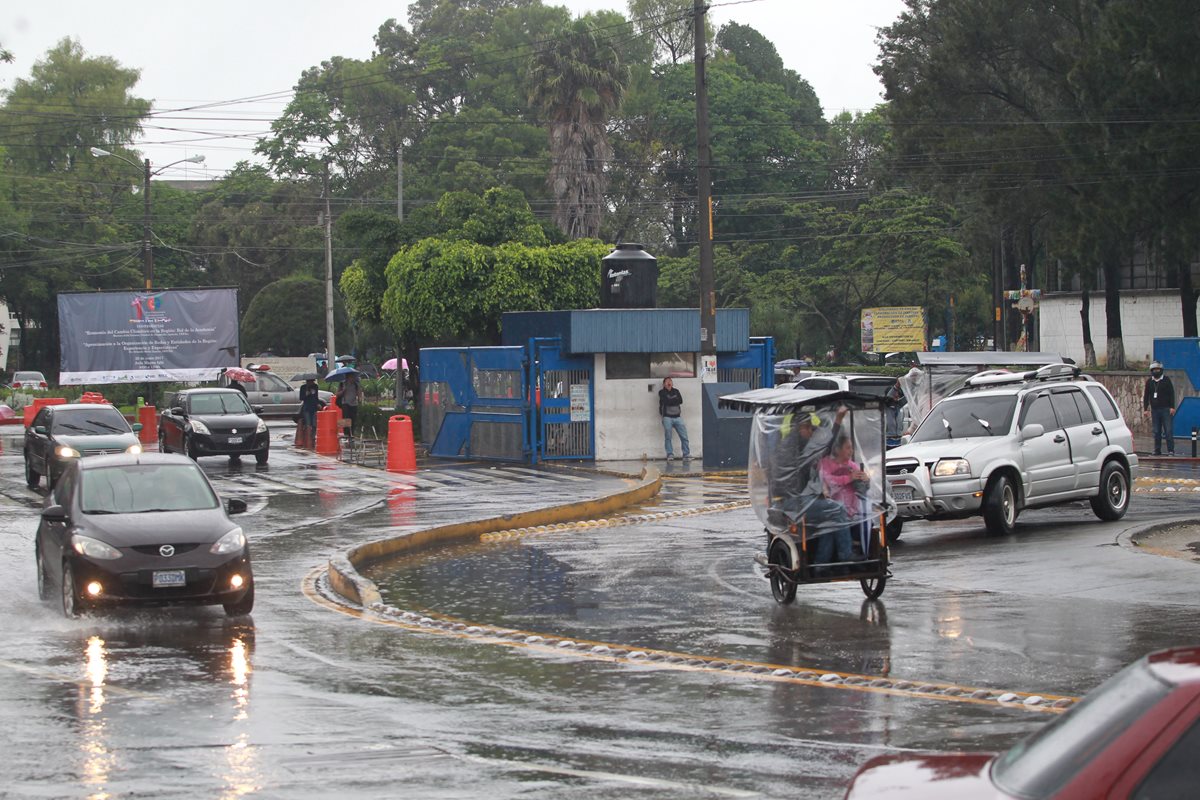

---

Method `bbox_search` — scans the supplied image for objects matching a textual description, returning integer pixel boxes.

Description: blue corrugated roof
[502,308,750,353]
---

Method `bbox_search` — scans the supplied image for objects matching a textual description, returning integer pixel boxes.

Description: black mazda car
[34,452,254,617]
[158,388,270,464]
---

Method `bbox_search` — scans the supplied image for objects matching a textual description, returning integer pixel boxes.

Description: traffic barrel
[315,408,340,455]
[387,414,417,472]
[138,405,157,444]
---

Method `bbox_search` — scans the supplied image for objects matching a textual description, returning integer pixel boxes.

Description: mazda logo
[159,545,175,557]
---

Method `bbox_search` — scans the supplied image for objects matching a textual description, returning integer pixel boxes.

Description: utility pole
[397,146,404,222]
[142,158,153,290]
[694,0,717,381]
[323,164,336,368]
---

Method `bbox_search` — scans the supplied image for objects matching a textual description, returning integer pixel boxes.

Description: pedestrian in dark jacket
[1142,361,1176,456]
[657,377,690,460]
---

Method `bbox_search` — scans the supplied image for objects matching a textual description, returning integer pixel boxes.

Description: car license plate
[227,436,243,444]
[152,570,186,588]
[892,486,914,502]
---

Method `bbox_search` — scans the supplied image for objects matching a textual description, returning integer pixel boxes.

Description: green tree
[0,39,151,369]
[528,17,630,239]
[627,0,694,65]
[241,275,349,356]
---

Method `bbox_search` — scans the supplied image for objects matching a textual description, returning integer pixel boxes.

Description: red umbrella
[223,366,257,383]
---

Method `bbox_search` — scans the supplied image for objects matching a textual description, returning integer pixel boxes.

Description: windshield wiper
[971,413,994,435]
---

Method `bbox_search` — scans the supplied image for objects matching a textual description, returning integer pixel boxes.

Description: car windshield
[80,463,219,514]
[188,393,252,415]
[910,395,1017,442]
[992,659,1170,797]
[50,408,131,435]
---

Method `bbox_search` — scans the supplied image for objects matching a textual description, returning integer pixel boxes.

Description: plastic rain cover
[748,403,889,538]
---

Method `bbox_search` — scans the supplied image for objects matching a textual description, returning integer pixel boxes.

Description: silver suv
[885,365,1137,538]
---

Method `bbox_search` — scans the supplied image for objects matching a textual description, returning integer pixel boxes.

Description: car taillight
[38,382,46,389]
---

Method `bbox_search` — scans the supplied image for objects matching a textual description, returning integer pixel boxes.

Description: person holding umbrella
[329,367,364,441]
[297,376,322,448]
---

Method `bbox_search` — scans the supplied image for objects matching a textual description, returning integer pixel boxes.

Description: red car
[844,647,1200,799]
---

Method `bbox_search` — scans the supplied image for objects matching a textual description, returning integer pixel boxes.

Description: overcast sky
[1,0,906,177]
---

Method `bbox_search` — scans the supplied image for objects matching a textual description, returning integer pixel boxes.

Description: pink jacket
[819,456,862,515]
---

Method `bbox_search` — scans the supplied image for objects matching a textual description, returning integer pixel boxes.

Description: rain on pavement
[2,422,1199,798]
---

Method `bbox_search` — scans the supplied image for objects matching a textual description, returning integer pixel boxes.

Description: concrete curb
[327,466,663,608]
[1117,515,1200,555]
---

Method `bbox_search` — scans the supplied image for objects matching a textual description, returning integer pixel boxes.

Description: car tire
[36,543,50,602]
[255,448,269,465]
[982,474,1018,536]
[185,435,199,461]
[885,517,903,544]
[24,455,40,489]
[223,583,254,617]
[61,560,80,618]
[229,454,241,464]
[1090,460,1130,521]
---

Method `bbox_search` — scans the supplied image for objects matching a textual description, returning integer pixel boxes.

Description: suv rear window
[1085,385,1121,421]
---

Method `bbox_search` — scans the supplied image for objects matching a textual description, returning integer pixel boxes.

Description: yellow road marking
[303,567,1074,714]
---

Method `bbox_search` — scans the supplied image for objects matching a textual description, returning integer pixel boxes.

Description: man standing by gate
[658,377,691,461]
[1143,361,1177,456]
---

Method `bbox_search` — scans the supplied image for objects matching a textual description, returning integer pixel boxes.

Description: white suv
[885,365,1137,538]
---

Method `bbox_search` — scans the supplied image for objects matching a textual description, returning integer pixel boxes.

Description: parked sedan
[34,452,254,617]
[24,402,143,488]
[221,368,332,417]
[158,388,270,464]
[10,370,48,390]
[843,647,1200,799]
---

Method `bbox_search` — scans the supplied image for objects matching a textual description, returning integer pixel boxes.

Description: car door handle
[1092,427,1103,435]
[1054,434,1066,443]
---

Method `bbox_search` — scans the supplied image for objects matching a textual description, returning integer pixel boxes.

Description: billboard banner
[58,288,240,385]
[861,306,926,353]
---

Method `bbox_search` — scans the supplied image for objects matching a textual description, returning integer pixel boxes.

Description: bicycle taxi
[719,386,896,603]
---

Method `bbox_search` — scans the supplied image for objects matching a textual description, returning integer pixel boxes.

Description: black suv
[158,389,270,464]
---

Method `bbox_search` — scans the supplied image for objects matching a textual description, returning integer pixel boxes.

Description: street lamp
[90,147,205,290]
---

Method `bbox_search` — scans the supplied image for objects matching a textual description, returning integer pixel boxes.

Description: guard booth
[420,310,773,464]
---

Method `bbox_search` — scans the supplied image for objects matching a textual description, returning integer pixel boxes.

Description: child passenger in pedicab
[765,406,866,573]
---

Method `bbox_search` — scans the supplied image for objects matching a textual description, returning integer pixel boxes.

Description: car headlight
[256,418,268,434]
[71,535,122,560]
[933,458,971,477]
[210,527,246,555]
[189,420,211,435]
[55,445,81,459]
[126,443,143,455]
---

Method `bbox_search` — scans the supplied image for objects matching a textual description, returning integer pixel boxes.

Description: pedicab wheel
[860,574,887,600]
[768,539,797,605]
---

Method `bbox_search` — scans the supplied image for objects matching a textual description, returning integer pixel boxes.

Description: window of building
[606,352,696,380]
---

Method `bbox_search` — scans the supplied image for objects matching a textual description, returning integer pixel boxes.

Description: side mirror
[33,425,48,435]
[1020,423,1045,441]
[251,405,264,414]
[172,406,185,416]
[226,498,248,515]
[131,422,143,432]
[41,504,68,522]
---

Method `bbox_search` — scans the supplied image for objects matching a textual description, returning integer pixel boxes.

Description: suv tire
[1090,461,1130,521]
[983,474,1018,536]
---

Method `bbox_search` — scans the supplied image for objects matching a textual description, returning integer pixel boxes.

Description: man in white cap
[1142,361,1176,456]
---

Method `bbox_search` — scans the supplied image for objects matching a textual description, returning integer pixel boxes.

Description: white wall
[1039,290,1184,365]
[592,353,702,461]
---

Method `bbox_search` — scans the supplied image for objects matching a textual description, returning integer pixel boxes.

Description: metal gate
[420,346,528,461]
[530,338,593,462]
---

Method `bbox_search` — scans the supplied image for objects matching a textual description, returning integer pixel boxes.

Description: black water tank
[600,243,657,308]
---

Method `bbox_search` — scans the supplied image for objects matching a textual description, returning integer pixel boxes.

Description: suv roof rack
[955,362,1084,393]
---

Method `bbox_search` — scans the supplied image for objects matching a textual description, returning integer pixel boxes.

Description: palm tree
[528,19,630,239]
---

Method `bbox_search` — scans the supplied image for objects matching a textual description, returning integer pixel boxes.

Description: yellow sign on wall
[861,306,926,352]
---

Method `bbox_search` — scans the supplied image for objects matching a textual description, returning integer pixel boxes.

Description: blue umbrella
[324,366,360,382]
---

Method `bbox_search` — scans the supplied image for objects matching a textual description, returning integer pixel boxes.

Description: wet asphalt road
[2,423,1199,799]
